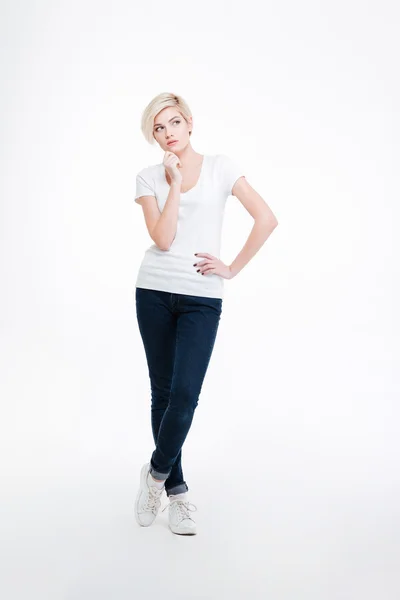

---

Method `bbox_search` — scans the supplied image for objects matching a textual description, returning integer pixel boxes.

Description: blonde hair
[140,92,193,144]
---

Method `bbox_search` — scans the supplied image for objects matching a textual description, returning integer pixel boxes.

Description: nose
[165,125,175,138]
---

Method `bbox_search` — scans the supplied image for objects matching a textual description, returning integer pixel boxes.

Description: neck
[171,145,203,167]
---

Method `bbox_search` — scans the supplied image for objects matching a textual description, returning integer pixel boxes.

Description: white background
[1,1,399,598]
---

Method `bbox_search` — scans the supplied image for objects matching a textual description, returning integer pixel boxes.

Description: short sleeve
[135,169,156,204]
[219,154,245,196]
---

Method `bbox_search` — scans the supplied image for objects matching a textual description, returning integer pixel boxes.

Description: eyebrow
[153,115,181,128]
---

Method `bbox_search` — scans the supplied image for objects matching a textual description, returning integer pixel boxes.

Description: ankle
[149,473,164,483]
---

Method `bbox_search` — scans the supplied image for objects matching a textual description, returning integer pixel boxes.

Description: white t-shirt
[134,153,244,299]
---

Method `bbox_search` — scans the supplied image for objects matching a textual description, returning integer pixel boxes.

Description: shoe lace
[144,486,163,513]
[162,499,197,521]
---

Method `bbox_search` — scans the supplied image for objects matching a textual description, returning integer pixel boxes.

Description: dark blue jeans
[135,287,223,497]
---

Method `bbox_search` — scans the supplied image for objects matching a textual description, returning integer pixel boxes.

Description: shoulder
[135,163,162,202]
[212,153,242,173]
[203,153,232,171]
[212,153,244,195]
[213,153,240,169]
[135,163,164,193]
[214,153,228,165]
[136,163,161,179]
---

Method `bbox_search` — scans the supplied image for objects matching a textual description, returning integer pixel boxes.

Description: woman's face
[153,106,192,153]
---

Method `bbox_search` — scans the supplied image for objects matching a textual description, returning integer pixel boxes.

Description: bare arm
[229,218,277,278]
[136,152,182,251]
[151,180,181,251]
[228,176,278,278]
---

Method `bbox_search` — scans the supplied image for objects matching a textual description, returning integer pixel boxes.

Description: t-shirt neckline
[162,154,207,195]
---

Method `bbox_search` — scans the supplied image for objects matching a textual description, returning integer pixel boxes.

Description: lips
[167,140,178,146]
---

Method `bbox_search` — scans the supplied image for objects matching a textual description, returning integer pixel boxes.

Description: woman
[134,92,278,535]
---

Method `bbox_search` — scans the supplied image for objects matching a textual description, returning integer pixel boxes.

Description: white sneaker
[162,494,198,535]
[134,462,165,527]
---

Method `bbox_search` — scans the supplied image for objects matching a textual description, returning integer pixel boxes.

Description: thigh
[135,288,177,394]
[172,294,223,399]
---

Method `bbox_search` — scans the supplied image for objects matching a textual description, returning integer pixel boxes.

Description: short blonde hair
[140,92,192,144]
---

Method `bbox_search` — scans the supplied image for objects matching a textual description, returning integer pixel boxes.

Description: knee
[150,391,170,410]
[169,386,199,412]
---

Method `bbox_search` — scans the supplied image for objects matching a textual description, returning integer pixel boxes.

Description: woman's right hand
[163,151,182,184]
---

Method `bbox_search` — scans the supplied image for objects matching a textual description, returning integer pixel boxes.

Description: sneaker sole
[169,523,197,535]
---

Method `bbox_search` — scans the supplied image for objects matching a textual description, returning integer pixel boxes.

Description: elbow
[257,215,278,230]
[160,232,177,251]
[155,236,173,251]
[151,230,173,251]
[151,223,176,251]
[156,241,170,251]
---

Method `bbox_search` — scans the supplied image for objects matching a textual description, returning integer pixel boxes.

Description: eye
[154,120,180,133]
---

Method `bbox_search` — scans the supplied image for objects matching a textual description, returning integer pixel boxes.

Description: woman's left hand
[193,253,233,280]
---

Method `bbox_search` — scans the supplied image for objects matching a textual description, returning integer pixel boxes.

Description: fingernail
[197,269,200,272]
